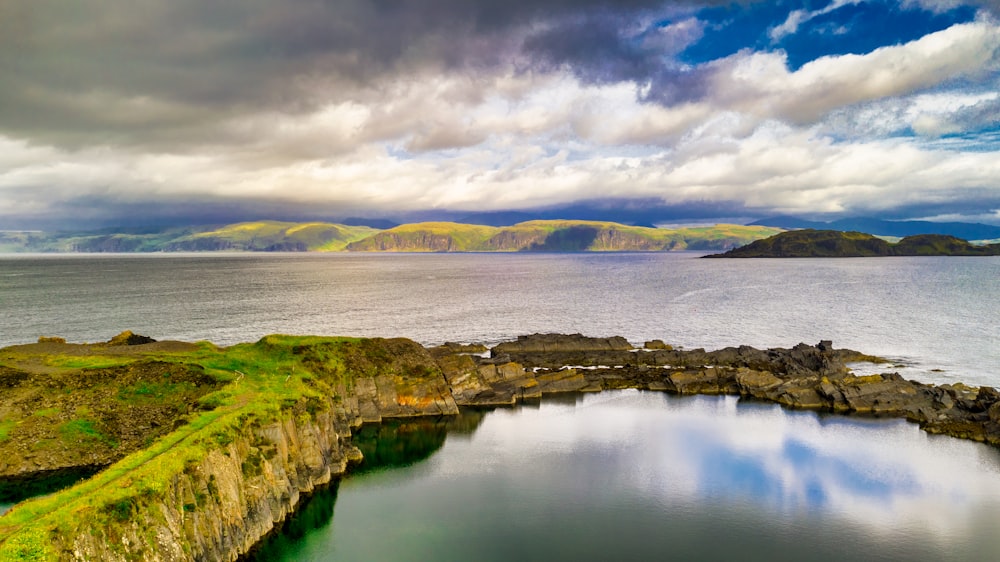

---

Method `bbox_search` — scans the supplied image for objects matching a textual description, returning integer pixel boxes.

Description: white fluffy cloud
[0,2,998,228]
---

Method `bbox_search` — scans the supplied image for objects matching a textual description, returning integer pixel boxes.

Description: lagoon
[254,391,1000,562]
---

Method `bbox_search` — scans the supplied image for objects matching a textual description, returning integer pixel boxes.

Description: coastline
[2,333,999,560]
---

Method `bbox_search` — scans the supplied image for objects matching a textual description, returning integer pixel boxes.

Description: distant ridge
[705,230,1000,258]
[750,216,1000,240]
[343,221,781,252]
[0,220,782,253]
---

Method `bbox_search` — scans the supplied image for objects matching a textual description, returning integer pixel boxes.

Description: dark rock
[492,333,632,355]
[106,330,157,346]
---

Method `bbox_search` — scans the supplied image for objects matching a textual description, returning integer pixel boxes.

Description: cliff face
[66,405,360,561]
[53,342,458,561]
[346,232,460,252]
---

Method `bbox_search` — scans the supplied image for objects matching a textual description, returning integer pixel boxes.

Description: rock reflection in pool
[256,390,1000,562]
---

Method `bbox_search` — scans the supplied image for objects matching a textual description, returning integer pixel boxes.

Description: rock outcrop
[706,229,1000,258]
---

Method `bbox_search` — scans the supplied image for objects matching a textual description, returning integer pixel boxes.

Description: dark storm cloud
[2,0,998,231]
[0,0,748,148]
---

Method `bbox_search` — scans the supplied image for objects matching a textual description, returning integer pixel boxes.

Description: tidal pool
[252,390,1000,561]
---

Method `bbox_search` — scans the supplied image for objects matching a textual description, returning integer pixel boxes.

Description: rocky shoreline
[2,333,999,560]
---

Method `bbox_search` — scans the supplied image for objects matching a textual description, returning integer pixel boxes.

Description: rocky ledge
[1,333,998,561]
[439,334,1000,444]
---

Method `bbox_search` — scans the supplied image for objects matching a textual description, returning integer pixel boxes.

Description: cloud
[0,0,689,148]
[769,0,863,42]
[1,1,999,229]
[714,20,1000,124]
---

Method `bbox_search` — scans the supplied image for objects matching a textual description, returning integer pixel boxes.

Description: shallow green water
[252,391,1000,561]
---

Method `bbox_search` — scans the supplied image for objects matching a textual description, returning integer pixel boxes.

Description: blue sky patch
[681,0,978,70]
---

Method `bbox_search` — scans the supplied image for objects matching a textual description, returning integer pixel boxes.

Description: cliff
[0,220,782,254]
[706,229,1000,257]
[0,335,456,561]
[3,332,1000,561]
[345,220,781,252]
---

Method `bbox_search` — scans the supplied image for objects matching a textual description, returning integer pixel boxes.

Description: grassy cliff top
[0,332,443,559]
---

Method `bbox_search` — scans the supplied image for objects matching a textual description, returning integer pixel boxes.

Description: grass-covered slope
[0,222,379,253]
[0,332,452,560]
[345,222,500,252]
[164,221,379,251]
[0,220,781,253]
[345,220,783,252]
[706,230,1000,257]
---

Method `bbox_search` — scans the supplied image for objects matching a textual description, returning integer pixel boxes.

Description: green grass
[58,419,116,448]
[0,421,15,444]
[43,356,132,370]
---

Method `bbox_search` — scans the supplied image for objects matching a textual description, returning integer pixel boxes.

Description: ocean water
[1,253,998,385]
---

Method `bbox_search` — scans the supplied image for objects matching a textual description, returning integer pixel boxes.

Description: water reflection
[260,391,1000,561]
[244,483,340,562]
[351,411,487,475]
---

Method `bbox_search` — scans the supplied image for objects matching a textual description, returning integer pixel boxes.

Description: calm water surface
[1,253,998,385]
[255,391,1000,562]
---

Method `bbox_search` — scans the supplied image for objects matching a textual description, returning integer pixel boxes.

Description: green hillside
[0,222,379,253]
[165,221,379,251]
[346,220,783,252]
[345,222,499,252]
[0,220,782,253]
[706,230,1000,257]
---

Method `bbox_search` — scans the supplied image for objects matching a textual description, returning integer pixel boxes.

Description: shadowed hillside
[706,230,1000,257]
[345,220,782,252]
[0,220,783,253]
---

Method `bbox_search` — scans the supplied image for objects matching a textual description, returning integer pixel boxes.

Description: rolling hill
[344,221,783,252]
[0,220,783,253]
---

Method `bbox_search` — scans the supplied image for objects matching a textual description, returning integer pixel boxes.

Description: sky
[1,0,999,229]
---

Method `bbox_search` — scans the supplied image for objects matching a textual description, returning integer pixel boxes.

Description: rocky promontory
[2,332,999,561]
[705,229,1000,257]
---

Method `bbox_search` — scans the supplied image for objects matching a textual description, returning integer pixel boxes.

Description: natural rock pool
[250,390,1000,561]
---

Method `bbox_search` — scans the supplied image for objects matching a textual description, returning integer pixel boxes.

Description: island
[2,331,999,560]
[704,229,1000,257]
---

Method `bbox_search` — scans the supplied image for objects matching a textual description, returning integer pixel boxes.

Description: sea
[2,252,1000,559]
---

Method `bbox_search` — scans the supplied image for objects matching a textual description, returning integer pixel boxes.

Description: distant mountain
[344,221,782,252]
[705,230,1000,258]
[0,221,378,253]
[750,216,1000,240]
[0,220,783,253]
[162,221,378,251]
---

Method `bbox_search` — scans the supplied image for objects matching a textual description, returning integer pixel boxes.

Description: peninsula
[705,229,1000,257]
[1,332,998,560]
